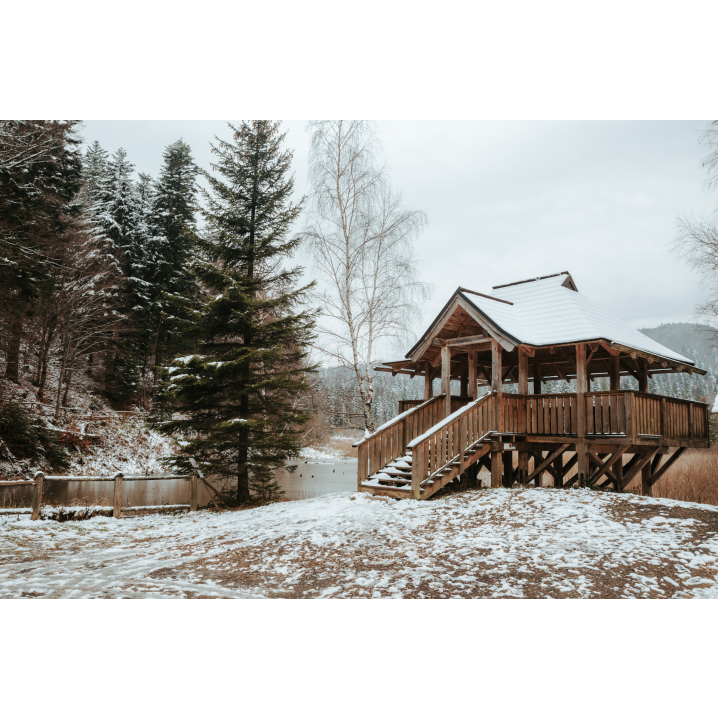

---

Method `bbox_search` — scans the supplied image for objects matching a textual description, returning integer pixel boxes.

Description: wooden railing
[0,458,221,520]
[398,396,470,416]
[356,395,446,487]
[409,394,496,498]
[500,391,708,443]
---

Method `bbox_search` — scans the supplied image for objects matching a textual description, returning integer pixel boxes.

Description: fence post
[189,470,198,511]
[31,471,45,521]
[113,472,124,519]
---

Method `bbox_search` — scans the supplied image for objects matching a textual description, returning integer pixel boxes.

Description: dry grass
[649,447,718,506]
[322,431,364,459]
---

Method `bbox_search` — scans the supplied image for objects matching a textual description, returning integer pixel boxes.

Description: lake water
[0,458,359,509]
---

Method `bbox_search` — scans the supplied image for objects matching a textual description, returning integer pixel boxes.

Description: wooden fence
[0,459,218,520]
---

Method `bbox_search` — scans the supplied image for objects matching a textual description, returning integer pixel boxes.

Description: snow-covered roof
[406,273,695,366]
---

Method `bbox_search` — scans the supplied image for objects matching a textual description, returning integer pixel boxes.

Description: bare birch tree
[300,121,429,432]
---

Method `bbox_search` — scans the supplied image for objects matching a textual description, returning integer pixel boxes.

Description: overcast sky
[81,120,715,334]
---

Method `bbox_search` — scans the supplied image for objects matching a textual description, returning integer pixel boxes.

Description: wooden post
[113,471,124,519]
[553,453,564,489]
[411,442,424,500]
[641,461,652,497]
[491,342,504,488]
[533,362,542,394]
[503,450,513,487]
[518,347,529,480]
[492,341,503,433]
[575,343,588,484]
[613,454,623,491]
[357,442,368,490]
[468,350,477,401]
[441,344,452,418]
[608,354,620,391]
[460,356,469,397]
[31,471,45,521]
[491,448,503,488]
[637,358,649,393]
[424,360,433,400]
[189,471,198,511]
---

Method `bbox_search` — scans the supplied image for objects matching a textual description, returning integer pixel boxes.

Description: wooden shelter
[356,272,709,500]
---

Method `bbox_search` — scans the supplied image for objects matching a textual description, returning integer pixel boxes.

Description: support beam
[468,351,478,400]
[637,357,649,392]
[649,447,686,486]
[608,354,621,391]
[441,344,451,418]
[621,449,660,490]
[642,461,652,497]
[575,343,588,484]
[492,341,503,433]
[588,446,629,486]
[533,361,542,394]
[491,450,502,488]
[424,360,433,400]
[518,347,529,474]
[553,452,564,488]
[527,444,571,483]
[460,356,469,397]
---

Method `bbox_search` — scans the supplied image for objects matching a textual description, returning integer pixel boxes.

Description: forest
[2,120,718,504]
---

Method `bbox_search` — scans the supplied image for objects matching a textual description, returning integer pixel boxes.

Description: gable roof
[405,272,695,366]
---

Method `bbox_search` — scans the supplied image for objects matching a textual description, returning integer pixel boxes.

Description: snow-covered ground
[2,488,718,598]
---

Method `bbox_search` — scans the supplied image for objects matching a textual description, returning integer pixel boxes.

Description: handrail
[356,395,448,488]
[353,395,441,448]
[410,393,496,498]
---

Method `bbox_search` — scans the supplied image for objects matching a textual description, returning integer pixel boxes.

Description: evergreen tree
[0,121,83,382]
[146,140,198,371]
[155,121,316,503]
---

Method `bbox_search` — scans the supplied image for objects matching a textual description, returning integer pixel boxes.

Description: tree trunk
[5,316,22,383]
[61,346,78,407]
[54,336,71,420]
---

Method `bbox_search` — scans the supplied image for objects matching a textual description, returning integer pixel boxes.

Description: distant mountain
[639,322,718,404]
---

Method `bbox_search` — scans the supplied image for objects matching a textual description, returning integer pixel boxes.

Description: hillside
[638,322,718,403]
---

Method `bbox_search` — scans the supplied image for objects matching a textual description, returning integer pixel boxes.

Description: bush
[0,402,70,470]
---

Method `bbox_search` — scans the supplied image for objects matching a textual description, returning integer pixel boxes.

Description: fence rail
[19,470,199,520]
[498,391,708,443]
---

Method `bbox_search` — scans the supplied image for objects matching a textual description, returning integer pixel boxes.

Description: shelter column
[518,347,529,483]
[608,354,620,391]
[424,360,433,400]
[491,341,503,488]
[533,362,542,394]
[637,357,649,393]
[441,343,452,418]
[576,342,589,484]
[460,356,469,397]
[468,351,478,401]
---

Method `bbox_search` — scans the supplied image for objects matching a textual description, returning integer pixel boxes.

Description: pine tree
[155,121,316,503]
[145,140,198,372]
[0,121,83,383]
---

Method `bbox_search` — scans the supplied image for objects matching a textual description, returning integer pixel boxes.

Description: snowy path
[2,488,718,598]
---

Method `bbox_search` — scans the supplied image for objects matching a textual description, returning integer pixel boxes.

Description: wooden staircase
[357,393,498,500]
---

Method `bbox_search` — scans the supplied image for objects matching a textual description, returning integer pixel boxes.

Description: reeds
[649,447,718,506]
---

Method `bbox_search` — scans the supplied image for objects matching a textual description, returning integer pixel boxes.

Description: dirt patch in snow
[2,488,718,598]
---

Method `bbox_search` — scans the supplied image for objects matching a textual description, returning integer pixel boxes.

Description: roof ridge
[458,287,513,305]
[492,271,570,290]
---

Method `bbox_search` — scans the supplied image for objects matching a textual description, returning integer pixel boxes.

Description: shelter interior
[356,272,710,500]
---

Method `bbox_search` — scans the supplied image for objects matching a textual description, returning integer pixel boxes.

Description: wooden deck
[357,391,709,500]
